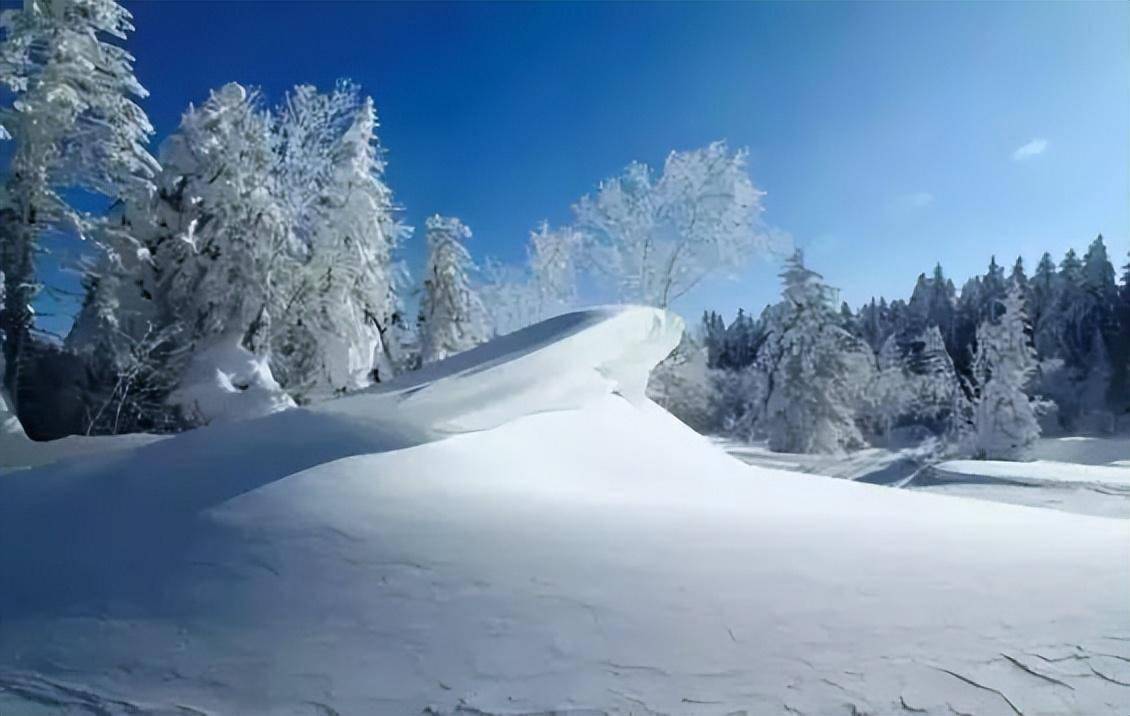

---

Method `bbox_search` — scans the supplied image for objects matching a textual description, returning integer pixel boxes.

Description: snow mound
[319,305,684,436]
[169,333,296,425]
[1,307,1127,715]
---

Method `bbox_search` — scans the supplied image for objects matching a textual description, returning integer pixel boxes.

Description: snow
[914,457,1130,519]
[0,353,163,473]
[1029,434,1130,466]
[2,307,1128,715]
[933,459,1130,489]
[169,333,296,425]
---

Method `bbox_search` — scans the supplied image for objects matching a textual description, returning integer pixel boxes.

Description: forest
[1,0,1126,465]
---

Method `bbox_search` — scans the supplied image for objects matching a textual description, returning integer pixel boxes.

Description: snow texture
[934,459,1130,489]
[168,333,296,425]
[1,307,1128,715]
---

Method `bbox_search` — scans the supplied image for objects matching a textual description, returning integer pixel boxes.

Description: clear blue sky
[32,1,1130,331]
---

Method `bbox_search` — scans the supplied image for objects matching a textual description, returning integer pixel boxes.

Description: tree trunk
[0,205,35,421]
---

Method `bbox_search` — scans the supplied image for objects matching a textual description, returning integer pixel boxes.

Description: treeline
[665,237,1129,458]
[0,1,768,439]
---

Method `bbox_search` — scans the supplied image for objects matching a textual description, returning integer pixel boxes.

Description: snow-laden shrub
[170,335,295,425]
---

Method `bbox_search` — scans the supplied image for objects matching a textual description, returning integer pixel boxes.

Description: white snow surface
[1029,435,1130,466]
[934,459,1130,489]
[169,333,296,425]
[2,307,1128,715]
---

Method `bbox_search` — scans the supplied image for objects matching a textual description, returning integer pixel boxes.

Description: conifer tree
[969,282,1043,458]
[757,250,868,454]
[418,215,487,364]
[0,0,158,416]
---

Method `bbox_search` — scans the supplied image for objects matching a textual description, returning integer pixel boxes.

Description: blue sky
[32,1,1130,331]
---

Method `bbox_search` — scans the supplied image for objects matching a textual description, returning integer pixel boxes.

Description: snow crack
[930,666,1022,715]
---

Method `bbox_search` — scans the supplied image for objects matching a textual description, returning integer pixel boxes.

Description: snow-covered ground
[723,434,1130,520]
[2,307,1128,715]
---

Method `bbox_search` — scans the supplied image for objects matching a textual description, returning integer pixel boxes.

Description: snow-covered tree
[528,221,581,319]
[101,83,300,425]
[480,222,581,337]
[1112,252,1130,416]
[418,215,487,363]
[0,0,157,416]
[647,330,719,433]
[968,282,1043,459]
[273,88,408,397]
[757,251,869,454]
[863,326,960,437]
[141,83,291,357]
[574,142,767,307]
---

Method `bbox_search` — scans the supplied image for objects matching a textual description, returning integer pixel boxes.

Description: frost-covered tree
[418,215,487,363]
[757,251,869,454]
[528,221,581,319]
[480,222,581,336]
[0,0,157,415]
[968,282,1043,459]
[863,326,960,437]
[647,331,719,433]
[574,142,767,307]
[143,83,291,355]
[99,83,298,424]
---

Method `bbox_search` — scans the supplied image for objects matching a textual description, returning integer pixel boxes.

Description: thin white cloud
[892,191,934,212]
[1012,138,1048,161]
[905,191,934,208]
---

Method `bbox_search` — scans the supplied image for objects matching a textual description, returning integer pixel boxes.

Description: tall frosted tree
[573,141,768,308]
[418,215,487,364]
[757,250,868,454]
[273,88,408,396]
[138,83,290,357]
[0,0,157,415]
[968,282,1042,459]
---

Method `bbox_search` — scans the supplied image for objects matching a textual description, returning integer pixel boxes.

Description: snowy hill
[1,307,1128,715]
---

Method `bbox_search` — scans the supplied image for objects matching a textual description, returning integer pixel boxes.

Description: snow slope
[1,307,1128,715]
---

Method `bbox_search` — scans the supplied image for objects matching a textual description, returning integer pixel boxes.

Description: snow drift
[170,333,297,425]
[1,307,1127,715]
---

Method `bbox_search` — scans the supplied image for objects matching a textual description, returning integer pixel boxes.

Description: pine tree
[1082,234,1117,300]
[758,250,868,454]
[0,0,158,417]
[700,310,727,368]
[1112,253,1130,414]
[418,215,487,364]
[982,255,1007,321]
[969,282,1042,459]
[1031,252,1059,357]
[1010,256,1029,297]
